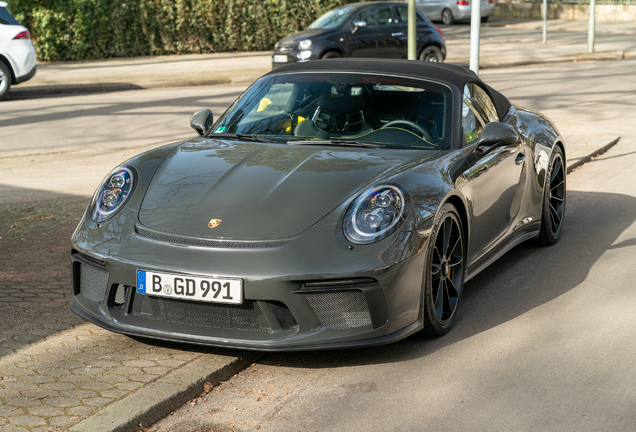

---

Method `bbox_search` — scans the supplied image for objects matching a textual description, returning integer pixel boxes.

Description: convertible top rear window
[213,72,453,150]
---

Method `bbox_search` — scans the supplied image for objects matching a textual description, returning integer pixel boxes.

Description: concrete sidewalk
[9,18,636,97]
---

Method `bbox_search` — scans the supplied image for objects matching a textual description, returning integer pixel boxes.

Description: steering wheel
[381,120,432,142]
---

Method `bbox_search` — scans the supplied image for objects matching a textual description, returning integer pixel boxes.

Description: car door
[416,0,445,21]
[462,83,527,264]
[348,5,404,58]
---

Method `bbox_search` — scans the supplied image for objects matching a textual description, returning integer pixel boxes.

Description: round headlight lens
[297,50,312,60]
[298,39,312,50]
[90,167,135,222]
[344,185,408,244]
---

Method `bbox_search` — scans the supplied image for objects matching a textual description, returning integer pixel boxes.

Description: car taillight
[13,30,30,40]
[457,0,469,4]
[488,0,494,3]
[436,27,444,38]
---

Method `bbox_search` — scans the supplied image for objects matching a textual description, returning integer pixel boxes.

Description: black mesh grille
[79,264,108,302]
[135,227,285,249]
[131,294,271,332]
[305,290,372,330]
[114,284,126,305]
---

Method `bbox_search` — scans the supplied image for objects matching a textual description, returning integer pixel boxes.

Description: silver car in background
[417,0,495,25]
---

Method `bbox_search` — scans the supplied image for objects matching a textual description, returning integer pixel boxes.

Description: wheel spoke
[549,203,561,225]
[550,179,564,192]
[550,195,564,203]
[446,232,461,258]
[445,276,459,299]
[448,254,463,268]
[550,158,562,184]
[442,218,451,257]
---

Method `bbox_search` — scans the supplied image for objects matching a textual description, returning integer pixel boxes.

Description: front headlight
[297,50,312,60]
[344,185,408,244]
[298,39,312,50]
[90,166,135,222]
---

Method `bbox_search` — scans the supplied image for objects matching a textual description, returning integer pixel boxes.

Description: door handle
[515,153,526,165]
[391,32,404,37]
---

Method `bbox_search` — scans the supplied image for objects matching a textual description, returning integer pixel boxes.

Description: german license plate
[273,55,288,63]
[136,269,243,305]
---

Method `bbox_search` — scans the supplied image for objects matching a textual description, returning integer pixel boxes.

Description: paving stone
[45,397,81,407]
[66,406,96,417]
[5,398,42,408]
[48,415,79,426]
[82,397,114,407]
[36,368,72,376]
[0,348,14,356]
[108,366,142,376]
[1,382,39,391]
[77,382,114,391]
[21,375,56,384]
[0,406,23,417]
[129,374,159,383]
[102,354,136,361]
[0,389,21,398]
[57,375,91,383]
[93,374,127,383]
[0,369,35,377]
[59,389,98,399]
[8,415,46,427]
[66,354,100,363]
[0,424,28,432]
[155,359,186,368]
[80,347,115,355]
[71,367,106,376]
[44,382,78,391]
[99,389,129,399]
[15,362,51,370]
[49,361,84,370]
[90,360,122,368]
[25,406,65,417]
[19,389,60,399]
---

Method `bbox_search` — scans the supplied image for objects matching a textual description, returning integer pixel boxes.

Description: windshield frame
[210,71,457,151]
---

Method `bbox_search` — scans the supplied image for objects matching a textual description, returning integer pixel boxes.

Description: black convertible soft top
[267,58,511,120]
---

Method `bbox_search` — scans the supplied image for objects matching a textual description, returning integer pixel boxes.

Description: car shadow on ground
[261,189,636,368]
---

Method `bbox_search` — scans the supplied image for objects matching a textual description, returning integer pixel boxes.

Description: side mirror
[476,122,518,148]
[190,109,214,137]
[352,21,367,34]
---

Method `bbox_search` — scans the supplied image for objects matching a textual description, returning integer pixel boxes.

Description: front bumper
[71,208,429,351]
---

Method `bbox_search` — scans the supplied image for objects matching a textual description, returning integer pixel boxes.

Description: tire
[419,46,444,63]
[421,203,465,337]
[0,61,11,102]
[536,146,566,246]
[441,9,455,25]
[481,16,489,23]
[321,51,342,59]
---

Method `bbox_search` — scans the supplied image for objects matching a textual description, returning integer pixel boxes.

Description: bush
[7,0,352,62]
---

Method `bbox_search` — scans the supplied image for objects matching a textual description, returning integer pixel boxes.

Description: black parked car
[272,1,446,69]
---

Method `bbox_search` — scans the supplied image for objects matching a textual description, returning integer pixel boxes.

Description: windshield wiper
[288,139,386,149]
[208,133,275,143]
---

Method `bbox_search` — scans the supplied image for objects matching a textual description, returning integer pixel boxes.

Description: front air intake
[78,263,109,302]
[305,290,373,330]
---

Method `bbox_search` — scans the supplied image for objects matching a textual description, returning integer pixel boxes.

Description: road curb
[566,136,621,174]
[67,352,263,432]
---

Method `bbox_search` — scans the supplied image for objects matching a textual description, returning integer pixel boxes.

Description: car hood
[278,29,331,45]
[138,139,429,240]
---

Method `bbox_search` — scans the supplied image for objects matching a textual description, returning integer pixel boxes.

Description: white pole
[408,0,417,60]
[542,0,547,44]
[587,0,596,53]
[469,0,481,74]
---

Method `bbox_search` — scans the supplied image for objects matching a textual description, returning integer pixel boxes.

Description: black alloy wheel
[442,9,455,25]
[537,146,566,245]
[421,203,465,336]
[419,46,443,62]
[0,61,11,101]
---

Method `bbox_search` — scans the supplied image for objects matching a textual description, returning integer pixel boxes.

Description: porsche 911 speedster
[70,59,566,351]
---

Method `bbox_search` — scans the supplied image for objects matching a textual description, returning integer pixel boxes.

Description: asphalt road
[147,59,636,431]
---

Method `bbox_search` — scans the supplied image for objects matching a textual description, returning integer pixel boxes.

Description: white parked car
[417,0,495,25]
[0,1,36,100]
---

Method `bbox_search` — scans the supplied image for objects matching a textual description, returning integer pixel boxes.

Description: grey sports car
[71,59,566,351]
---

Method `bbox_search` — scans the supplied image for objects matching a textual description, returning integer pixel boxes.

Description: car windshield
[212,72,454,150]
[307,6,357,30]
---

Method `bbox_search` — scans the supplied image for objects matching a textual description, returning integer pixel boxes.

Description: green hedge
[7,0,352,62]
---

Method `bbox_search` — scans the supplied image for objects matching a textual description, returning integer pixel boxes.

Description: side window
[462,85,485,144]
[396,6,424,22]
[353,7,394,27]
[469,83,499,124]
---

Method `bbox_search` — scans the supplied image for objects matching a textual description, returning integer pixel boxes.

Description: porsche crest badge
[208,219,222,228]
